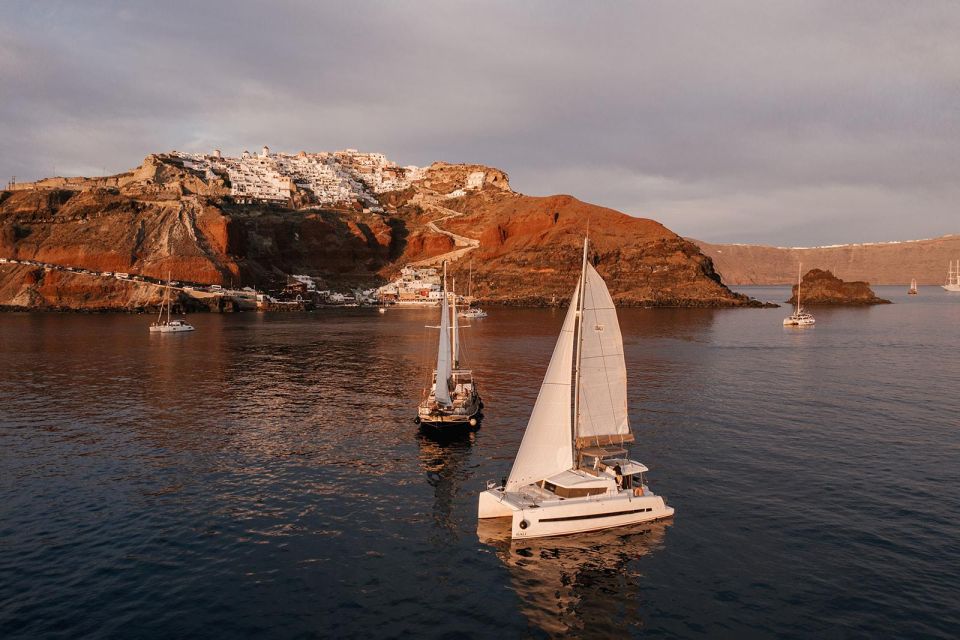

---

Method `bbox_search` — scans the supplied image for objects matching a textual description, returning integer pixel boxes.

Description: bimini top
[579,445,628,458]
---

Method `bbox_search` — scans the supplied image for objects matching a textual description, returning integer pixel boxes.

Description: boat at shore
[458,259,488,319]
[150,274,194,333]
[784,263,815,326]
[478,238,673,539]
[416,263,482,429]
[943,260,960,292]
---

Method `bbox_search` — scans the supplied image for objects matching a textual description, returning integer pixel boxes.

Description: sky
[2,1,958,246]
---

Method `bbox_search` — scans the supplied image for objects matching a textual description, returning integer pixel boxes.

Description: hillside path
[408,200,481,266]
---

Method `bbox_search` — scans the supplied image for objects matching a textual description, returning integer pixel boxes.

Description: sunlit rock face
[0,149,759,310]
[787,269,891,305]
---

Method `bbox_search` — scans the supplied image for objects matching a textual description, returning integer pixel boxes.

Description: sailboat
[149,273,195,333]
[783,263,815,326]
[943,260,960,292]
[478,238,673,539]
[459,259,488,319]
[908,279,918,295]
[416,263,482,428]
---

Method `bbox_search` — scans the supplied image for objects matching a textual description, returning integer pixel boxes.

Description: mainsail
[506,285,580,490]
[435,285,453,406]
[575,262,629,440]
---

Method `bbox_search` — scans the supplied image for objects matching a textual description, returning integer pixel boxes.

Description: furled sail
[435,289,453,406]
[506,284,580,490]
[576,262,629,441]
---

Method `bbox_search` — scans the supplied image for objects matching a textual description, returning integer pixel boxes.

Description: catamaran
[149,274,195,333]
[458,259,488,319]
[943,260,960,292]
[478,238,673,539]
[416,263,482,428]
[908,279,918,295]
[783,262,815,326]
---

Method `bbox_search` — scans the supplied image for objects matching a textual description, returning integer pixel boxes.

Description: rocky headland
[0,149,766,311]
[789,269,891,305]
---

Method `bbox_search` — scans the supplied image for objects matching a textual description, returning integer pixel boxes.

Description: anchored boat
[150,274,195,333]
[943,260,960,292]
[908,279,918,295]
[416,263,482,428]
[478,238,673,539]
[784,262,815,326]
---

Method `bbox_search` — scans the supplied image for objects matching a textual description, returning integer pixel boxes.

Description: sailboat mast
[797,262,802,312]
[451,276,457,367]
[572,237,589,455]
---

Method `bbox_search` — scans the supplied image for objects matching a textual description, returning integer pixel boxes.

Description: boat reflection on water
[416,425,477,537]
[478,518,671,636]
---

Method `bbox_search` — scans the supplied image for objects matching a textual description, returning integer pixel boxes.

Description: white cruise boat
[150,274,195,333]
[784,262,815,326]
[478,238,673,539]
[943,260,960,292]
[417,264,482,428]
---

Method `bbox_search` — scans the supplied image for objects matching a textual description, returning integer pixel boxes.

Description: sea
[1,286,958,639]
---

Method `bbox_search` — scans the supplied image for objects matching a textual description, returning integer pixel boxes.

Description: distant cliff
[789,269,891,305]
[694,235,960,285]
[1,150,762,310]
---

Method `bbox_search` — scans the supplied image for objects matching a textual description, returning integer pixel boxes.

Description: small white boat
[150,273,194,333]
[908,279,918,295]
[784,262,815,326]
[478,238,673,539]
[417,263,482,428]
[943,260,960,292]
[459,307,487,319]
[378,306,387,314]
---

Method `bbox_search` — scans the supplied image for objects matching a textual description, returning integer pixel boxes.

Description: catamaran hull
[149,325,195,333]
[943,284,960,292]
[479,489,674,539]
[783,318,815,326]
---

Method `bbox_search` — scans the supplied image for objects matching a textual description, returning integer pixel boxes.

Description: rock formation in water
[788,269,891,305]
[0,149,764,310]
[693,235,960,285]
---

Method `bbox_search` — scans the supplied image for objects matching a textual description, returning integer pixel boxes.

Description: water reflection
[417,426,477,538]
[478,520,671,637]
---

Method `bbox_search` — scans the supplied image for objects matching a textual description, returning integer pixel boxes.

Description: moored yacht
[478,238,673,539]
[150,274,195,333]
[458,259,488,318]
[943,260,960,292]
[416,263,482,428]
[784,262,815,326]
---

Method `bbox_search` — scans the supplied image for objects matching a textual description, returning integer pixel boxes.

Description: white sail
[576,262,629,439]
[435,287,453,406]
[506,285,580,490]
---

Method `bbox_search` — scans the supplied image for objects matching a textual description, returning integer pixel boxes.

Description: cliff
[788,269,891,305]
[694,236,960,285]
[1,151,762,310]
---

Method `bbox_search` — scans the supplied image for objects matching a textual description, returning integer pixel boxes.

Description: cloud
[1,0,958,245]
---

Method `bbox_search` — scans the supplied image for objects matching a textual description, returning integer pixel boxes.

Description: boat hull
[943,284,960,292]
[479,488,674,539]
[149,325,195,333]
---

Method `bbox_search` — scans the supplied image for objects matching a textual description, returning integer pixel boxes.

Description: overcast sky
[2,1,958,245]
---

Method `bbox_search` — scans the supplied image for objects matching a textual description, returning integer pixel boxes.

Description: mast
[572,237,589,457]
[468,259,472,299]
[451,276,458,367]
[796,262,802,313]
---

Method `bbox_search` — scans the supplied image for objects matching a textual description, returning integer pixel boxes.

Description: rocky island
[788,269,891,305]
[0,147,766,311]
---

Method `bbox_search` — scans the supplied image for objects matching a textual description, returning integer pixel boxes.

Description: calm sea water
[1,286,958,639]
